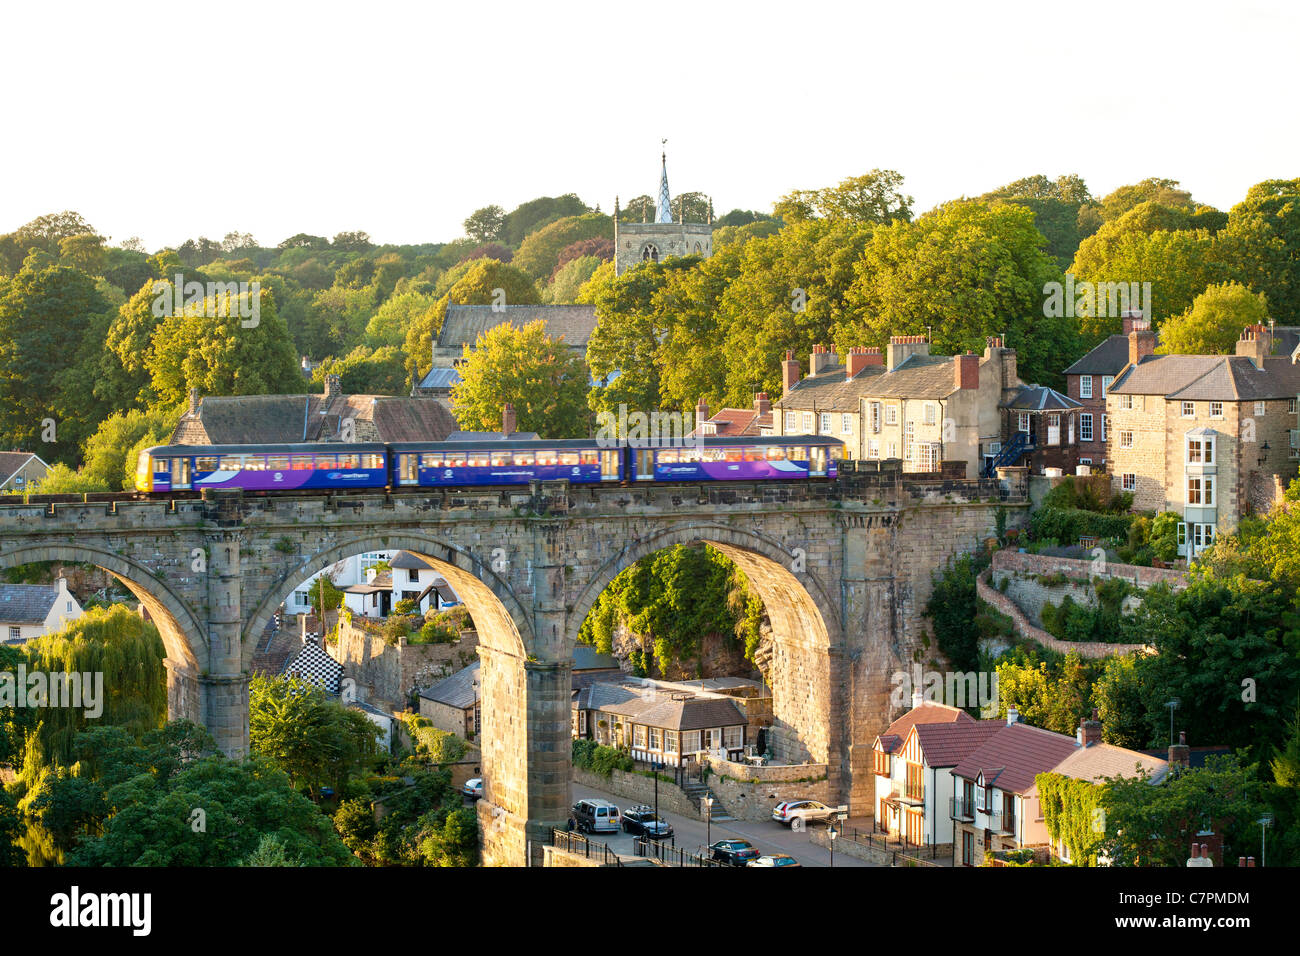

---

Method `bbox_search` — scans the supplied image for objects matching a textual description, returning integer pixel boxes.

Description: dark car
[710,839,761,866]
[622,806,674,839]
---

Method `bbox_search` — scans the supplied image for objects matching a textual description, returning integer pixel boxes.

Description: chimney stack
[1120,309,1146,335]
[1235,324,1271,368]
[782,351,801,396]
[754,392,771,418]
[696,396,710,423]
[189,387,200,415]
[1169,730,1190,769]
[1128,318,1155,367]
[1080,708,1102,748]
[911,688,923,710]
[1007,707,1019,726]
[955,352,980,391]
[846,347,883,379]
[324,373,342,399]
[887,334,930,373]
[810,344,839,376]
[502,403,517,436]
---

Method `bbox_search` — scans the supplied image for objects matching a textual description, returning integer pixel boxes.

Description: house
[772,336,1023,477]
[389,552,460,615]
[1062,312,1153,469]
[287,551,393,617]
[421,304,599,381]
[343,569,394,619]
[0,452,51,494]
[0,578,84,644]
[281,638,343,695]
[1000,384,1084,475]
[573,677,747,766]
[688,394,774,438]
[170,377,458,445]
[1105,321,1300,557]
[418,661,481,739]
[871,693,1003,851]
[349,700,396,753]
[950,712,1080,866]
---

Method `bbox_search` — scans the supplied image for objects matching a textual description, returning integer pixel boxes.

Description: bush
[571,738,633,776]
[1030,507,1135,545]
[393,598,417,615]
[925,553,989,672]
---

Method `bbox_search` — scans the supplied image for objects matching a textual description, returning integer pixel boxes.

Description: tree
[670,191,711,223]
[543,255,603,305]
[13,211,98,250]
[81,402,184,490]
[925,553,987,673]
[332,231,373,252]
[58,233,107,275]
[502,194,589,247]
[450,319,589,437]
[312,345,407,394]
[1216,178,1300,320]
[552,237,613,276]
[774,170,913,225]
[463,205,506,243]
[1157,282,1270,355]
[1099,178,1194,223]
[29,463,110,494]
[0,786,23,867]
[242,833,302,866]
[513,213,613,280]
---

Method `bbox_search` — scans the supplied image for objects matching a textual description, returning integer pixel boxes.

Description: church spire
[656,139,673,224]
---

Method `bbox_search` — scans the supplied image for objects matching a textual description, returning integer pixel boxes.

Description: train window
[513,452,534,466]
[536,449,558,466]
[490,451,509,467]
[399,454,419,484]
[153,457,169,474]
[219,456,242,471]
[678,447,701,463]
[580,450,599,465]
[315,455,337,469]
[267,456,289,471]
[421,454,442,468]
[246,456,269,471]
[559,451,581,466]
[659,449,679,464]
[338,454,360,468]
[723,448,744,462]
[766,446,787,460]
[365,454,385,468]
[196,457,218,472]
[445,451,467,468]
[702,448,725,462]
[290,456,313,470]
[469,452,490,468]
[789,447,807,461]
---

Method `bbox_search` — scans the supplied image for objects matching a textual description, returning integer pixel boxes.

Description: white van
[572,799,620,834]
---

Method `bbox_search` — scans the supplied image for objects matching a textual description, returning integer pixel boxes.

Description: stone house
[0,578,84,644]
[418,661,481,739]
[772,336,1023,477]
[0,452,50,494]
[950,715,1080,867]
[1105,322,1300,558]
[1062,311,1153,469]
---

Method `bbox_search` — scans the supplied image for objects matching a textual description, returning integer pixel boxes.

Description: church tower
[613,145,714,276]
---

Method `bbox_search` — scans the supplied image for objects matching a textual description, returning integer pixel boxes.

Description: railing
[851,824,940,861]
[550,828,624,866]
[636,836,718,867]
[950,797,975,821]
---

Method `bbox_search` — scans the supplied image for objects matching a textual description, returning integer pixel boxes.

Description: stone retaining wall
[701,754,832,822]
[332,617,479,710]
[572,767,704,820]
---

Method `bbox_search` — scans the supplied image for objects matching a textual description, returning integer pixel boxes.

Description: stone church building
[613,150,714,275]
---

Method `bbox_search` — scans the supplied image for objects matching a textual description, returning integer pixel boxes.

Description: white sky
[1,0,1294,250]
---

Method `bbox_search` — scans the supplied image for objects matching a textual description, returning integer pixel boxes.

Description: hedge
[571,738,634,776]
[1030,506,1135,543]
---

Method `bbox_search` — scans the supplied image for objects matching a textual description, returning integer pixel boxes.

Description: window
[647,727,662,751]
[867,440,880,458]
[924,403,936,425]
[1181,402,1195,418]
[803,412,814,433]
[1079,458,1092,465]
[1102,376,1113,397]
[820,413,832,435]
[9,626,19,641]
[904,422,916,460]
[1122,473,1136,491]
[841,413,852,435]
[887,442,898,459]
[785,411,797,430]
[1255,401,1266,417]
[664,730,679,754]
[723,726,742,749]
[633,725,646,748]
[1290,399,1297,415]
[1080,414,1093,442]
[1193,523,1216,552]
[682,730,701,753]
[1186,435,1215,465]
[1018,413,1030,434]
[1187,475,1215,506]
[885,405,898,426]
[295,590,308,606]
[1120,395,1133,410]
[1080,375,1093,399]
[1119,430,1133,449]
[1101,416,1109,442]
[1291,430,1299,458]
[1210,402,1223,418]
[870,402,881,433]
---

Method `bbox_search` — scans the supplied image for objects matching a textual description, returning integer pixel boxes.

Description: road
[569,779,878,867]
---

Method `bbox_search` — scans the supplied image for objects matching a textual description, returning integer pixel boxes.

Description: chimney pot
[1247,856,1256,867]
[1007,707,1019,726]
[188,387,200,415]
[782,353,802,396]
[754,392,771,417]
[502,403,517,435]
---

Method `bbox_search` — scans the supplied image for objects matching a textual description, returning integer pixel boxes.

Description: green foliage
[308,576,345,616]
[399,714,468,765]
[571,738,633,775]
[1030,507,1134,544]
[333,767,476,866]
[241,833,303,866]
[925,552,989,672]
[28,463,109,494]
[993,649,1101,736]
[1036,771,1104,865]
[1157,281,1270,355]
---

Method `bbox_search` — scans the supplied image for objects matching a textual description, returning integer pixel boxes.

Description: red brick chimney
[1128,317,1155,366]
[955,352,980,390]
[1121,309,1145,335]
[1168,730,1190,769]
[1080,709,1102,748]
[696,396,710,422]
[845,346,883,379]
[754,392,771,417]
[1235,324,1270,368]
[502,403,517,435]
[782,351,801,396]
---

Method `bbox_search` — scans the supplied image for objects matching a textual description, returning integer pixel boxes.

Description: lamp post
[1166,699,1180,748]
[652,760,665,855]
[704,795,713,848]
[1259,814,1273,868]
[829,819,838,868]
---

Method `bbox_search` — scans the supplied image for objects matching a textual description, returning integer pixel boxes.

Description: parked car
[572,798,621,834]
[622,806,673,839]
[772,799,837,828]
[462,778,483,800]
[709,839,761,866]
[747,853,802,867]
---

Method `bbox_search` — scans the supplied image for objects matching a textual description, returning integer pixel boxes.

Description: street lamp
[652,760,665,855]
[829,819,839,868]
[1259,814,1273,868]
[704,795,713,847]
[1165,699,1180,747]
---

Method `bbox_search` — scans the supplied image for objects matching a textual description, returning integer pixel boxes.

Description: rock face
[607,620,761,682]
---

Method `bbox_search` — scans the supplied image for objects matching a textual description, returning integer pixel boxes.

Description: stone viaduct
[0,471,1027,865]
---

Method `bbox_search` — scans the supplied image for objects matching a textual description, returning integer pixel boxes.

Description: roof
[1110,354,1300,401]
[1063,335,1137,376]
[0,583,60,624]
[0,452,47,484]
[437,304,599,352]
[694,407,773,437]
[1139,745,1233,770]
[444,431,541,442]
[390,551,435,571]
[951,722,1080,794]
[170,394,457,445]
[573,645,620,671]
[774,354,990,411]
[1002,385,1082,412]
[581,680,747,730]
[1045,743,1169,786]
[419,661,480,710]
[415,367,462,391]
[281,640,343,694]
[910,719,1005,767]
[874,701,975,754]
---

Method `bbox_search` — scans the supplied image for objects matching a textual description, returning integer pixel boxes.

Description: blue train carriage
[388,439,621,487]
[135,443,390,494]
[628,435,845,481]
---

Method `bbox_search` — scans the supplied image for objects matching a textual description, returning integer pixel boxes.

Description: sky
[1,0,1295,250]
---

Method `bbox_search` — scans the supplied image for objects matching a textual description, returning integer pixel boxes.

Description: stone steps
[682,782,733,821]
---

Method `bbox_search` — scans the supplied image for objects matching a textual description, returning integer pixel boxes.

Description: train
[134,435,845,494]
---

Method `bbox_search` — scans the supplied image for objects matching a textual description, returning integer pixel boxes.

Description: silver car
[772,799,836,828]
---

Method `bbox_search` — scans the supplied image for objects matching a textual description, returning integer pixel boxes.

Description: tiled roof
[390,551,435,570]
[170,394,457,445]
[1064,335,1141,376]
[573,645,620,671]
[419,661,480,710]
[416,367,462,390]
[444,431,541,441]
[438,304,599,351]
[0,452,45,484]
[281,641,343,695]
[617,695,747,732]
[951,722,1080,794]
[1002,385,1081,411]
[774,354,994,411]
[1046,743,1168,786]
[0,583,59,624]
[875,701,974,754]
[1111,354,1300,401]
[910,719,1004,767]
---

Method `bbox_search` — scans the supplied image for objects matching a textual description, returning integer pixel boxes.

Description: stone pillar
[203,530,247,757]
[199,673,250,757]
[164,658,200,725]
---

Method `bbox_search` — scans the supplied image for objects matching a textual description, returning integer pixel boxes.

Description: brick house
[689,393,774,438]
[1000,384,1084,475]
[1106,322,1300,558]
[1062,311,1153,469]
[772,336,1022,477]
